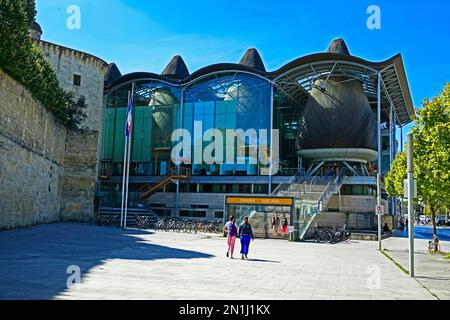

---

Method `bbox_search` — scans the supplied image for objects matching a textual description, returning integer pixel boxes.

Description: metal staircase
[299,169,347,239]
[228,168,348,240]
[139,167,189,201]
[317,169,347,212]
[99,206,160,227]
[265,169,347,240]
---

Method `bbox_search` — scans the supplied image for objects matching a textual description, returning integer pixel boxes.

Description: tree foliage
[0,0,86,129]
[0,0,31,85]
[412,83,450,209]
[385,152,407,198]
[65,91,88,130]
[386,83,450,239]
[23,0,36,26]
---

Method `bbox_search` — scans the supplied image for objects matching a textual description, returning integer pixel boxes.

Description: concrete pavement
[0,223,437,300]
[382,237,450,300]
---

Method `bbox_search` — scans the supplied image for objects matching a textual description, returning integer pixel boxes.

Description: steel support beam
[343,161,360,176]
[307,161,325,177]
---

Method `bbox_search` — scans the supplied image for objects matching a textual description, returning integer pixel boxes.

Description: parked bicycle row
[97,214,223,233]
[307,225,351,244]
[155,218,223,234]
[97,214,150,229]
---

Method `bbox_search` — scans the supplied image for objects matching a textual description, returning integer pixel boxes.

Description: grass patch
[379,250,441,300]
[380,249,409,275]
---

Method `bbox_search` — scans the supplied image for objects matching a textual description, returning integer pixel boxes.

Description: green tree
[26,46,68,122]
[0,0,31,84]
[65,91,88,130]
[385,152,407,197]
[386,83,450,243]
[0,0,72,126]
[412,83,450,239]
[23,0,36,26]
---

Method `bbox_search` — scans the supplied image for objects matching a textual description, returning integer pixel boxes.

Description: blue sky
[36,0,450,145]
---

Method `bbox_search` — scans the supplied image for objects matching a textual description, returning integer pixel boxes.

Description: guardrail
[317,169,347,212]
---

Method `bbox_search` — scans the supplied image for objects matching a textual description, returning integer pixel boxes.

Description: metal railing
[271,170,300,196]
[235,206,257,226]
[317,169,347,212]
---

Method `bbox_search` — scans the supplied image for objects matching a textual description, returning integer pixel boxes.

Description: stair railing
[271,170,299,196]
[316,168,347,212]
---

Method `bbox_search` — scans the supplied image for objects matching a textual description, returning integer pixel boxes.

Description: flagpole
[120,91,131,228]
[124,131,132,229]
[124,83,135,230]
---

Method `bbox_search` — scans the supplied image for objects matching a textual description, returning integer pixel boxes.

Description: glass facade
[102,81,181,177]
[100,73,293,178]
[274,88,301,175]
[184,74,271,176]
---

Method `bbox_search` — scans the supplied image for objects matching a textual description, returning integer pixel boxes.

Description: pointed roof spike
[239,48,266,72]
[161,55,190,79]
[327,38,351,55]
[104,63,122,86]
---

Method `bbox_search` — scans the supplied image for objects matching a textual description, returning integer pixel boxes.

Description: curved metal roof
[105,45,415,126]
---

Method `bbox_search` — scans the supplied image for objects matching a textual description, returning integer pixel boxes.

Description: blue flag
[125,93,133,138]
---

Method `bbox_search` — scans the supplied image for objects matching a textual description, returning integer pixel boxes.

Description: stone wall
[0,69,100,229]
[0,69,67,229]
[37,40,108,199]
[36,40,108,131]
[326,195,389,214]
[60,130,99,223]
[315,211,395,231]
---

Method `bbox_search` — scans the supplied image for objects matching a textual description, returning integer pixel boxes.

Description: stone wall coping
[35,40,109,73]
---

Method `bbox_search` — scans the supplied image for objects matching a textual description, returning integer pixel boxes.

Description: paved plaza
[382,237,450,300]
[0,223,447,300]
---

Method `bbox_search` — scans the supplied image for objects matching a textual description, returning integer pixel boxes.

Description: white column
[377,72,382,251]
[268,83,274,195]
[377,72,382,177]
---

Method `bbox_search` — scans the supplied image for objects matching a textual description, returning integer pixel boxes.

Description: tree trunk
[430,205,438,252]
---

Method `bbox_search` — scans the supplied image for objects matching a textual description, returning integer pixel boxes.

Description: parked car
[437,219,450,227]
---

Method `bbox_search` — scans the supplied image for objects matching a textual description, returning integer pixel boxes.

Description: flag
[125,93,133,138]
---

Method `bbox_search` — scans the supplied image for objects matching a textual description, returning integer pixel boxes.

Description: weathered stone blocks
[0,69,100,229]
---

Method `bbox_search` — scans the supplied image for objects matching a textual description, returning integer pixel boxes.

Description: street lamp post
[407,133,415,277]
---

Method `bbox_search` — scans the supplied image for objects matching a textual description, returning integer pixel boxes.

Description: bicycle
[310,225,350,244]
[98,214,120,227]
[155,219,165,231]
[135,215,148,229]
[428,237,441,253]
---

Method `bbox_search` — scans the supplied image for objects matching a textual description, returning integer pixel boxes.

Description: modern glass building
[98,39,414,234]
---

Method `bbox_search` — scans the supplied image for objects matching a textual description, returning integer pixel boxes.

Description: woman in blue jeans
[238,217,254,260]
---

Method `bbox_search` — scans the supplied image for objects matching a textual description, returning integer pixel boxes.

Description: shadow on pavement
[0,223,213,300]
[245,258,281,264]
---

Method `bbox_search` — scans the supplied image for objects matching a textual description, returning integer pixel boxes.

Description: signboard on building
[226,197,293,206]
